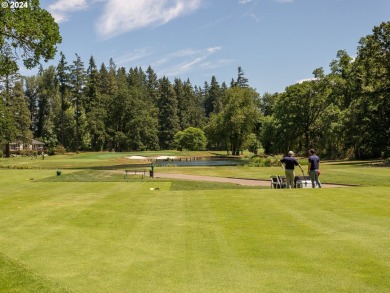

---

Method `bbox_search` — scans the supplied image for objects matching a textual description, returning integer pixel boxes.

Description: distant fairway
[0,155,389,292]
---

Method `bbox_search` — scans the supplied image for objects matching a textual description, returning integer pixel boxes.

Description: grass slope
[0,169,389,292]
[0,252,69,293]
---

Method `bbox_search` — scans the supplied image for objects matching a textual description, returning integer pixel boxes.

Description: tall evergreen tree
[183,79,206,129]
[98,63,110,95]
[174,78,187,129]
[236,66,249,88]
[143,66,160,150]
[56,52,70,147]
[24,76,39,134]
[108,68,130,151]
[107,58,118,96]
[0,91,17,153]
[204,76,220,117]
[158,77,179,149]
[10,81,32,144]
[85,56,108,151]
[146,66,159,104]
[126,67,159,150]
[85,56,99,112]
[69,54,87,151]
[35,66,59,148]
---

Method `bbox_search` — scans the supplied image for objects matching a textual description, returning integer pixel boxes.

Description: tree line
[260,21,389,159]
[1,18,389,159]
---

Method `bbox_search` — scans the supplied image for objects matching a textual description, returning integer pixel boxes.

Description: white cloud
[199,59,234,70]
[110,46,229,78]
[48,0,89,23]
[114,48,152,65]
[156,46,225,76]
[238,0,253,4]
[248,12,260,23]
[97,0,203,39]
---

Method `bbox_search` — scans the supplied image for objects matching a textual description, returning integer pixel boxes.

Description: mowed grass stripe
[1,181,173,292]
[206,189,390,291]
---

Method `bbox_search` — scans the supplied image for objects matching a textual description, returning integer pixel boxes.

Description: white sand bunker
[126,156,148,160]
[155,156,177,160]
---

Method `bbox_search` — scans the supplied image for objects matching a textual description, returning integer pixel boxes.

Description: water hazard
[126,156,247,167]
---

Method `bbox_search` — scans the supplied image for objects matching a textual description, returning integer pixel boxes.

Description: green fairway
[0,157,389,292]
[0,151,231,170]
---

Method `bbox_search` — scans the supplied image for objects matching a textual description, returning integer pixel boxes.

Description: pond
[124,156,247,168]
[155,158,247,167]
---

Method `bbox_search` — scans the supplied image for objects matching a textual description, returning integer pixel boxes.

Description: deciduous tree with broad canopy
[174,127,207,151]
[0,0,61,76]
[0,0,61,154]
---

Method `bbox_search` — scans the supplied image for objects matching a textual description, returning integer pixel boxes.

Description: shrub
[50,145,66,155]
[248,155,281,167]
[174,127,207,151]
[246,133,261,154]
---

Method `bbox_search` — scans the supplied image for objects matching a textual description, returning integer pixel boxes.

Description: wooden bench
[124,169,147,179]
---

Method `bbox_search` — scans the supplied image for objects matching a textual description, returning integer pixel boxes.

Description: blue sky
[29,0,390,93]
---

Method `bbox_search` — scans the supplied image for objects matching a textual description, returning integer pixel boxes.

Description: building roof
[32,140,45,145]
[6,140,45,145]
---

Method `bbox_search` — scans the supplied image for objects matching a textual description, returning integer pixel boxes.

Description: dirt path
[154,172,350,188]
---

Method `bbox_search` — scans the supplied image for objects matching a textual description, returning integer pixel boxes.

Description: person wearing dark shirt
[308,149,321,188]
[280,151,303,188]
